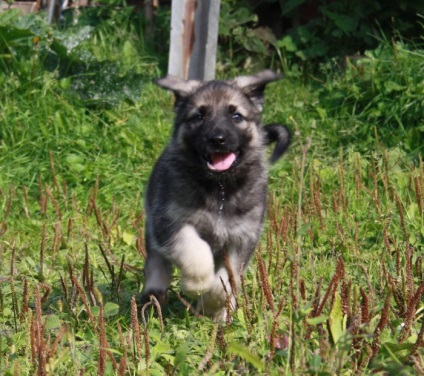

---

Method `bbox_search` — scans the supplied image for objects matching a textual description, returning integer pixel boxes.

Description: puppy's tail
[263,123,291,164]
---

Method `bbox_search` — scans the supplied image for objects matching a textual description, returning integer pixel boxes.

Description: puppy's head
[157,70,283,175]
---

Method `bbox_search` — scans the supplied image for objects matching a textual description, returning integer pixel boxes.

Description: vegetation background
[0,0,423,374]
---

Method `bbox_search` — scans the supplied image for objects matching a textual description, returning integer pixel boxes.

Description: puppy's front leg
[142,251,173,306]
[197,252,243,321]
[172,225,215,296]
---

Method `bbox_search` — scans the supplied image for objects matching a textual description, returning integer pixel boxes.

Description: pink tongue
[209,152,236,171]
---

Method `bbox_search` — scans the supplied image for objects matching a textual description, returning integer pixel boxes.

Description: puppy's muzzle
[207,133,227,147]
[204,131,239,172]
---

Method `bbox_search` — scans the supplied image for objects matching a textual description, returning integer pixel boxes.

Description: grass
[1,9,424,375]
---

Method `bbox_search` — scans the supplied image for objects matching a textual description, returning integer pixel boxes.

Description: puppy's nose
[207,134,226,146]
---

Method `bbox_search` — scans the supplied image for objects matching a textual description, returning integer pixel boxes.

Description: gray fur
[141,70,290,321]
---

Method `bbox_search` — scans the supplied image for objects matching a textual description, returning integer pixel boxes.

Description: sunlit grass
[0,9,423,375]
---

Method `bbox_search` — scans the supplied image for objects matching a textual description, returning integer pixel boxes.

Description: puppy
[141,70,290,321]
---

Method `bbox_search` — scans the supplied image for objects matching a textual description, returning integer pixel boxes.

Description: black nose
[207,134,226,146]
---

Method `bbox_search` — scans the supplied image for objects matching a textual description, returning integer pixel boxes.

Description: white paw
[172,225,215,295]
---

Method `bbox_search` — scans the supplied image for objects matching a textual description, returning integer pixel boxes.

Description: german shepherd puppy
[141,70,290,321]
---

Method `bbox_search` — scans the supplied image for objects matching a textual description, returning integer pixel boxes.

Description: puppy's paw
[196,300,229,323]
[180,273,215,297]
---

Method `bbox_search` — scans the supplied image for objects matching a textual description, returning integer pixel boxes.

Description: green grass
[1,9,424,375]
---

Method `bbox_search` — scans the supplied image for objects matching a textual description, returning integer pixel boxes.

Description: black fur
[263,123,291,163]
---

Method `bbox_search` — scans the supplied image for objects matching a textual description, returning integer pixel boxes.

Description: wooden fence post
[168,0,221,81]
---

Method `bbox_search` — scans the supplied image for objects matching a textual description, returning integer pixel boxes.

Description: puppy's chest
[190,203,263,252]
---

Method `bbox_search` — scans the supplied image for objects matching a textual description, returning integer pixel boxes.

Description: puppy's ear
[232,70,283,112]
[156,75,202,99]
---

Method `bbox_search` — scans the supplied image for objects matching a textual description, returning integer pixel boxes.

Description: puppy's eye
[232,113,243,122]
[190,113,205,122]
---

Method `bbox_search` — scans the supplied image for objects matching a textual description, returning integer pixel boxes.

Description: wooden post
[168,0,221,81]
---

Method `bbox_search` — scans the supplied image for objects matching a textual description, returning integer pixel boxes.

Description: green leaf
[152,342,174,357]
[0,24,34,44]
[328,292,346,344]
[282,0,308,15]
[321,9,358,34]
[104,302,120,317]
[309,354,322,371]
[297,222,312,237]
[0,9,21,26]
[66,153,86,173]
[12,332,27,351]
[381,342,415,363]
[173,343,189,369]
[122,231,136,246]
[306,315,329,325]
[60,77,72,90]
[227,342,264,372]
[44,314,62,330]
[277,35,298,52]
[91,306,100,316]
[407,203,419,221]
[237,308,246,326]
[384,81,405,93]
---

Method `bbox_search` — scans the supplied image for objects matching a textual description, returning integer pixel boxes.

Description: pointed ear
[232,70,283,112]
[156,75,202,99]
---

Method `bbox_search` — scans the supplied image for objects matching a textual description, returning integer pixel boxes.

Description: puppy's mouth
[204,151,239,172]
